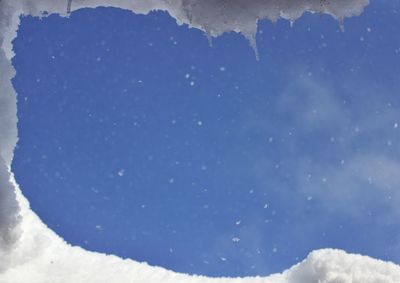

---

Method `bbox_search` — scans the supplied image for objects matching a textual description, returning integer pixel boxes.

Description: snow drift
[1,0,400,282]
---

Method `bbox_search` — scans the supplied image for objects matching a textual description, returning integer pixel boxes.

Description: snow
[2,187,400,283]
[1,0,400,282]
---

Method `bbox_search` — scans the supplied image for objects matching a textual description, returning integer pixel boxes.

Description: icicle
[244,31,260,61]
[243,21,260,61]
[67,0,72,14]
[338,17,345,32]
[204,32,213,47]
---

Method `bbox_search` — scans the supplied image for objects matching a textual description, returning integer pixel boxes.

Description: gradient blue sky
[12,0,400,277]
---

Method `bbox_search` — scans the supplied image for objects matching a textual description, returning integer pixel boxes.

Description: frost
[2,0,400,282]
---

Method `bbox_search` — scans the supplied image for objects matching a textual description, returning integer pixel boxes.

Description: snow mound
[1,172,400,283]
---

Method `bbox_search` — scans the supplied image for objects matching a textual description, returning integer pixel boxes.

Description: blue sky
[11,1,400,277]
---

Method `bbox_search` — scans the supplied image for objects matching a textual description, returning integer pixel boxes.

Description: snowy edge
[1,0,400,282]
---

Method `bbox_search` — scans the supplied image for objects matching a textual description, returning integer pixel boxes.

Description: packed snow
[1,0,400,282]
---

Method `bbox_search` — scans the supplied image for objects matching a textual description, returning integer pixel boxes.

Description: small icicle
[243,21,260,61]
[245,32,260,61]
[205,32,213,47]
[67,0,72,14]
[338,17,345,32]
[251,37,260,61]
[290,20,295,28]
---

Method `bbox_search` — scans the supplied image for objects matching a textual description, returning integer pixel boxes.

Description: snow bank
[1,174,400,283]
[1,0,400,282]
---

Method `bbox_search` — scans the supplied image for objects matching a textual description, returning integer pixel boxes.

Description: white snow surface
[1,0,400,282]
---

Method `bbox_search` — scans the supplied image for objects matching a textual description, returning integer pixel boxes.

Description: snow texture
[1,0,400,282]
